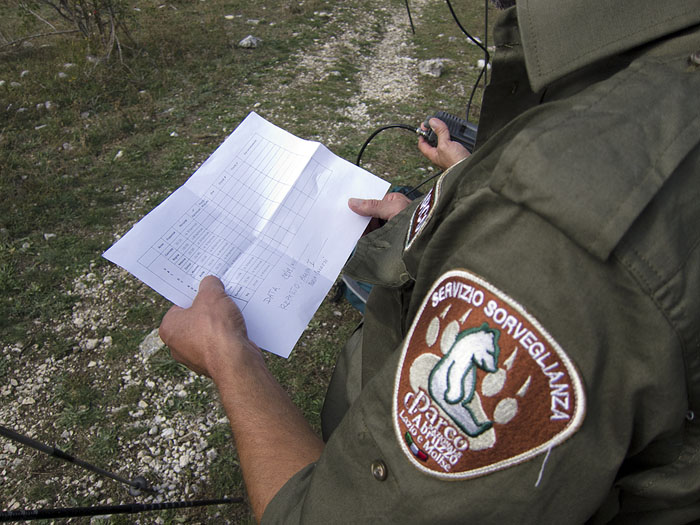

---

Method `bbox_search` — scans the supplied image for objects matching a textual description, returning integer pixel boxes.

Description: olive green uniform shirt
[263,1,700,523]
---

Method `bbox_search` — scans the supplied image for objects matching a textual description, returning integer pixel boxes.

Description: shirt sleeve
[262,178,689,523]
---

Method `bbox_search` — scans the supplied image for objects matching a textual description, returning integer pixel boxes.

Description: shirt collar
[516,0,700,92]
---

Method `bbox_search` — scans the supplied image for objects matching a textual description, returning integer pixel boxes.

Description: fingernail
[348,198,362,207]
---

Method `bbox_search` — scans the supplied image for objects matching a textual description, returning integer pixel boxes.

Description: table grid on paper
[136,132,331,305]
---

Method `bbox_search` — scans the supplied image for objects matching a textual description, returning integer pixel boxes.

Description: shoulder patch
[405,176,442,251]
[393,269,585,480]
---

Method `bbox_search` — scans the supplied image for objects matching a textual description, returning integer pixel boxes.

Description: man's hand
[159,275,261,381]
[159,276,323,521]
[418,117,470,170]
[349,192,412,234]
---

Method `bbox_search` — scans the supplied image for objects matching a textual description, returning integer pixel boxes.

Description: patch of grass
[27,475,62,505]
[164,378,216,416]
[121,383,146,406]
[54,376,105,429]
[87,426,120,461]
[1,0,492,518]
[124,299,163,327]
[149,351,190,380]
[107,328,148,360]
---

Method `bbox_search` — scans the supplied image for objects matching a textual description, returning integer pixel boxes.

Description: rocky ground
[0,0,489,521]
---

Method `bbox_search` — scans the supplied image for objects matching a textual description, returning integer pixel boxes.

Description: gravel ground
[1,263,228,516]
[1,2,434,522]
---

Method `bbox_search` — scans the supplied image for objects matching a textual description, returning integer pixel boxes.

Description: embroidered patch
[404,176,441,250]
[393,269,585,480]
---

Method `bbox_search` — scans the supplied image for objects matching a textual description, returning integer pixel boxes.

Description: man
[159,0,700,522]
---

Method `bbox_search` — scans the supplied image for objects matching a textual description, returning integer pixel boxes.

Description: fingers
[417,118,448,165]
[155,273,259,382]
[159,275,226,345]
[348,192,412,221]
[417,117,470,171]
[159,304,184,345]
[417,135,438,160]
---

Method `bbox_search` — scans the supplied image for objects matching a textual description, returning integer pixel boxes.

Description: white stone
[139,328,164,358]
[238,35,262,49]
[418,58,445,77]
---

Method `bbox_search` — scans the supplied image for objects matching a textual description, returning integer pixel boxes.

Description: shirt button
[371,459,388,481]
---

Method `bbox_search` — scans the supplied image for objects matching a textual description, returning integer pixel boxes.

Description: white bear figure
[428,324,501,437]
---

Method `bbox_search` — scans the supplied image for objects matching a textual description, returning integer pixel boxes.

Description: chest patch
[393,269,585,480]
[405,178,440,251]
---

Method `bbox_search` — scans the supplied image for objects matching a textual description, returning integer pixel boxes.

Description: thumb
[429,118,451,143]
[348,193,411,220]
[197,275,226,296]
[191,275,229,307]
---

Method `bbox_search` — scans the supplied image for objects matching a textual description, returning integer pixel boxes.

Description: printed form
[103,112,389,357]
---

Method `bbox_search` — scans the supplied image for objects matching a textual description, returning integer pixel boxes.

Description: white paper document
[103,112,389,357]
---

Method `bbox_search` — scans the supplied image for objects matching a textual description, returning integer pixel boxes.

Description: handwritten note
[103,112,389,357]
